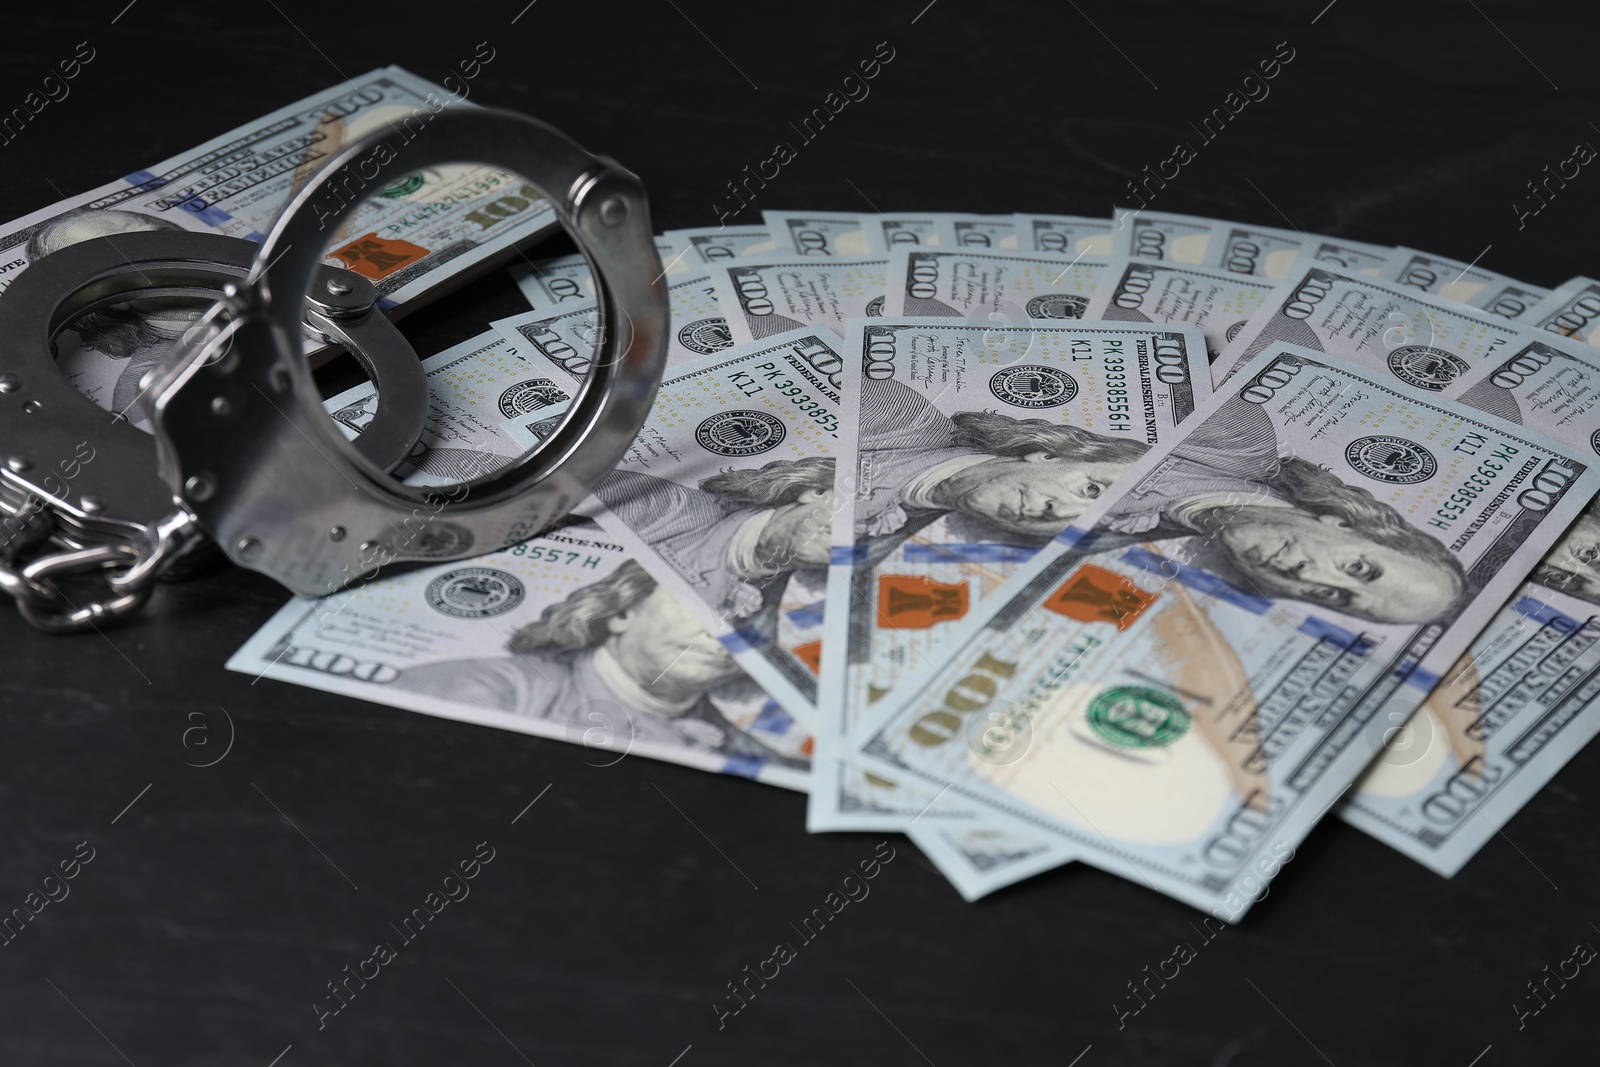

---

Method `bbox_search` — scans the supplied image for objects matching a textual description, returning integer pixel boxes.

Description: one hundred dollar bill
[1380,248,1550,319]
[323,330,568,486]
[810,319,1209,899]
[1475,281,1558,323]
[862,212,960,248]
[1340,336,1600,872]
[763,211,885,256]
[1217,262,1535,390]
[0,67,554,301]
[268,330,813,786]
[1204,223,1391,281]
[1343,499,1600,874]
[491,269,732,379]
[578,328,853,723]
[708,256,888,344]
[880,248,1109,321]
[849,343,1600,918]
[661,224,777,264]
[509,252,598,310]
[275,329,819,790]
[904,821,1078,902]
[505,356,1049,902]
[1109,209,1216,264]
[1016,213,1115,256]
[509,236,690,310]
[1202,221,1309,280]
[1526,276,1600,350]
[946,213,1020,251]
[32,67,558,424]
[229,518,811,789]
[1303,235,1393,277]
[1081,257,1276,364]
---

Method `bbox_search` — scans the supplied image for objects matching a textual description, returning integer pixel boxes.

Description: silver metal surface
[0,231,427,474]
[0,230,433,631]
[146,107,669,597]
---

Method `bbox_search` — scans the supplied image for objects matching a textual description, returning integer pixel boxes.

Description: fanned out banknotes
[153,113,1600,913]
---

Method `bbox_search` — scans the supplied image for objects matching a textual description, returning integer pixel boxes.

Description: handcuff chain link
[0,490,197,633]
[0,496,70,617]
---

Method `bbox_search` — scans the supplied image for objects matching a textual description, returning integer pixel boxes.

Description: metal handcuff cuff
[0,230,430,631]
[1,108,668,632]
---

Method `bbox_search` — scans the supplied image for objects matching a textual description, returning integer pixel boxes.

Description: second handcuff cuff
[1,106,669,631]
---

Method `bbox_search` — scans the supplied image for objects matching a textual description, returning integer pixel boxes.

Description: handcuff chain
[0,492,197,633]
[0,496,69,616]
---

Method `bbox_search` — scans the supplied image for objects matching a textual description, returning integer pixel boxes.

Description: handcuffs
[0,107,668,632]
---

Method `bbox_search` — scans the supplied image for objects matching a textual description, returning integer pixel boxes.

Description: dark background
[2,1,1597,1064]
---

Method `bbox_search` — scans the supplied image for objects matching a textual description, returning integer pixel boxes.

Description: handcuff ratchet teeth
[144,107,668,600]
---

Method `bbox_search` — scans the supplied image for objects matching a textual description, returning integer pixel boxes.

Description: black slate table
[1,2,1596,1063]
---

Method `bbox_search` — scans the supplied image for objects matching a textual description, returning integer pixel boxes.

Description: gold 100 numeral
[908,652,1019,747]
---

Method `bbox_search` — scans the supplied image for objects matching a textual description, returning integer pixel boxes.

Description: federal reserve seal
[425,568,525,619]
[1086,686,1189,749]
[1386,345,1470,391]
[989,365,1078,408]
[676,316,733,355]
[497,377,569,418]
[1025,293,1089,319]
[1224,320,1248,343]
[695,410,787,457]
[865,295,886,317]
[1591,428,1600,457]
[1345,435,1438,484]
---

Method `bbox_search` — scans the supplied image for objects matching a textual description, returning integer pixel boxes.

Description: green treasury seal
[1086,686,1189,748]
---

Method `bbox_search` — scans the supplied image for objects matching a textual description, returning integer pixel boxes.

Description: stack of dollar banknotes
[24,71,1600,920]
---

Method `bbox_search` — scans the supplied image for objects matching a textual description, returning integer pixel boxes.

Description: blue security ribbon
[786,601,826,629]
[1513,595,1579,631]
[1296,615,1373,653]
[830,544,870,566]
[1054,524,1096,550]
[719,626,768,653]
[1119,546,1273,614]
[900,543,1038,564]
[721,755,767,780]
[750,700,795,736]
